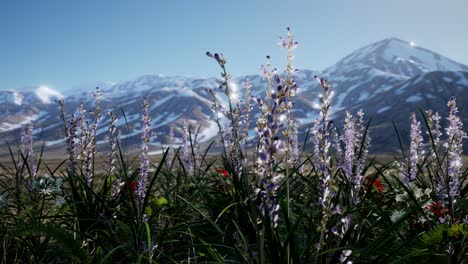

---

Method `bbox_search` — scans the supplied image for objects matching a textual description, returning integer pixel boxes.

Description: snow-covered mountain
[330,38,468,77]
[1,37,467,156]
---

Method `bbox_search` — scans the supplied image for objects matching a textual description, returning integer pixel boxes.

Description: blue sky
[1,0,467,91]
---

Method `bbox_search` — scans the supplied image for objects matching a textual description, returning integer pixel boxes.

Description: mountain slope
[1,38,467,157]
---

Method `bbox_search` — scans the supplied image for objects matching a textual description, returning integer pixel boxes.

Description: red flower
[365,176,384,193]
[373,179,384,193]
[216,169,229,178]
[426,201,450,218]
[129,181,138,192]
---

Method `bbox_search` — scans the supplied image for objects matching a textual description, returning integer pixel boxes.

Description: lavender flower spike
[26,123,37,179]
[107,112,118,175]
[343,111,357,181]
[17,125,26,170]
[407,112,424,183]
[67,114,79,175]
[182,121,193,176]
[137,97,152,203]
[18,123,37,179]
[167,126,175,170]
[442,97,466,203]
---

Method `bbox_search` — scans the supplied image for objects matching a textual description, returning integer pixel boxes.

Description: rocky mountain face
[1,38,467,157]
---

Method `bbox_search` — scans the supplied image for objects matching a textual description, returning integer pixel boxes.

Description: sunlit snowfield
[0,29,467,263]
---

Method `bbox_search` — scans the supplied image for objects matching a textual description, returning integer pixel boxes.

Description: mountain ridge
[1,37,467,156]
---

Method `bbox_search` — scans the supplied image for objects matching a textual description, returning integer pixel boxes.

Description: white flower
[55,195,65,206]
[395,193,407,202]
[40,187,54,196]
[391,210,405,223]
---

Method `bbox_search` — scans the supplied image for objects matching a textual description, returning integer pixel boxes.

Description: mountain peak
[332,37,468,77]
[380,37,409,44]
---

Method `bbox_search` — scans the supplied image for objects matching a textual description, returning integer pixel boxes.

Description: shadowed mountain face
[1,38,467,157]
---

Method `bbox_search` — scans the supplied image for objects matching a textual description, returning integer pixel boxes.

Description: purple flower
[137,97,152,203]
[356,109,370,176]
[166,127,175,170]
[426,110,442,158]
[312,77,333,207]
[206,51,225,66]
[341,111,370,204]
[67,113,79,175]
[407,112,424,183]
[83,88,102,187]
[18,123,37,179]
[343,111,357,180]
[442,97,466,203]
[107,112,118,175]
[182,121,193,176]
[339,250,352,263]
[278,27,298,50]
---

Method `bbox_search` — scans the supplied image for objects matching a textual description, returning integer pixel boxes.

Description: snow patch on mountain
[405,95,422,103]
[198,120,219,142]
[45,138,67,147]
[13,92,23,105]
[377,106,391,114]
[0,114,39,132]
[331,38,468,78]
[0,90,24,105]
[35,86,64,104]
[382,39,466,72]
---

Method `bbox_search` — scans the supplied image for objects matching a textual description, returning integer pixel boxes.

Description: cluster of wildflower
[193,127,201,170]
[311,76,339,252]
[338,110,370,204]
[242,79,253,148]
[254,80,284,227]
[442,97,466,203]
[136,97,152,203]
[312,77,333,205]
[182,121,194,176]
[278,27,300,161]
[59,88,103,185]
[107,111,125,198]
[107,112,118,175]
[253,28,300,229]
[166,126,175,170]
[58,99,76,174]
[18,122,37,179]
[406,112,424,183]
[66,111,79,175]
[290,123,300,167]
[401,98,466,210]
[341,111,364,203]
[356,110,370,176]
[426,110,442,157]
[206,52,250,174]
[83,88,102,186]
